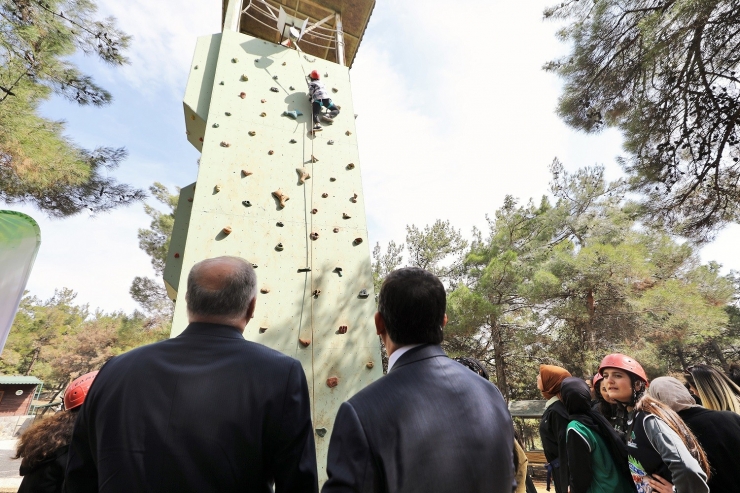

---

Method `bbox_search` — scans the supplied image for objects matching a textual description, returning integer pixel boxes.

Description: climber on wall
[307,70,339,132]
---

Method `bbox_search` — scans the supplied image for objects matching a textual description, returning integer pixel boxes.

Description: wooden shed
[0,376,42,416]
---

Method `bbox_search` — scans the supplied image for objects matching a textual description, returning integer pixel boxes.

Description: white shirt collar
[387,344,423,372]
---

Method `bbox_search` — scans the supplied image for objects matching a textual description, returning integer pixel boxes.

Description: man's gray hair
[185,256,257,319]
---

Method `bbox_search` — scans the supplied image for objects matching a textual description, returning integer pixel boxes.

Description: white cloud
[353,0,625,248]
[94,0,222,93]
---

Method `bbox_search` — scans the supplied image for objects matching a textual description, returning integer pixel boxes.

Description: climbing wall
[167,29,383,481]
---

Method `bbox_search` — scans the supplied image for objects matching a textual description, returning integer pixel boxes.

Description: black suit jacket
[65,323,318,493]
[322,344,514,493]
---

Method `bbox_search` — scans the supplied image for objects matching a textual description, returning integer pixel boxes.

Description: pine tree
[0,0,143,215]
[129,182,178,319]
[544,0,740,241]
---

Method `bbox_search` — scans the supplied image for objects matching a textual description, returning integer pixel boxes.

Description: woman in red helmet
[307,69,340,131]
[14,371,98,493]
[599,353,648,438]
[599,354,709,493]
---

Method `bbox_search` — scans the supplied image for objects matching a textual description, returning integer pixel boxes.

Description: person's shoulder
[566,420,594,442]
[242,340,299,366]
[101,337,166,366]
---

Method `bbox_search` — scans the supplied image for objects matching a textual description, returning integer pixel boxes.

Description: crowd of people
[9,255,740,492]
[539,357,740,493]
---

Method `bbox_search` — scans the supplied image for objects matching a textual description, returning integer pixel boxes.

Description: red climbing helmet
[598,353,648,383]
[64,371,99,410]
[309,70,320,80]
[593,372,603,386]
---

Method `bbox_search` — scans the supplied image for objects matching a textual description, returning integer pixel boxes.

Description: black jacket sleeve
[65,399,98,493]
[273,361,319,493]
[551,409,571,493]
[566,428,593,493]
[321,402,376,493]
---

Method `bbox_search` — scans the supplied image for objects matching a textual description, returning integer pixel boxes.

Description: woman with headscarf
[685,364,740,413]
[560,378,635,493]
[649,376,740,493]
[537,364,571,493]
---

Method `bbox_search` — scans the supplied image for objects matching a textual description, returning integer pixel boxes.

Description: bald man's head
[186,256,257,322]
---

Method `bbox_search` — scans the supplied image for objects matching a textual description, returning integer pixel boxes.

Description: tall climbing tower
[162,0,380,482]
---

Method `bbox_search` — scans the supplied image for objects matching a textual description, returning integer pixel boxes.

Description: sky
[5,0,740,313]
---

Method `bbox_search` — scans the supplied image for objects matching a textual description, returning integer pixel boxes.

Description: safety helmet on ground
[593,372,603,386]
[309,70,320,80]
[64,371,99,410]
[598,353,648,383]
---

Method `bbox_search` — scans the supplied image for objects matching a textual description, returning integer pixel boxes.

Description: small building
[0,376,43,439]
[0,376,42,416]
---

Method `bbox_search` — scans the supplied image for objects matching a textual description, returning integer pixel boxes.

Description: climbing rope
[291,44,317,407]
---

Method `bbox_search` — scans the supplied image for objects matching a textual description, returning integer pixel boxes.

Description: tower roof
[223,0,375,67]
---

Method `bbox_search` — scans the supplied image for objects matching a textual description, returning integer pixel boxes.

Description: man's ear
[245,296,257,323]
[442,313,448,328]
[375,312,386,337]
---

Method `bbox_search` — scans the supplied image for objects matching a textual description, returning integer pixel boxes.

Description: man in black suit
[322,267,515,493]
[66,256,318,493]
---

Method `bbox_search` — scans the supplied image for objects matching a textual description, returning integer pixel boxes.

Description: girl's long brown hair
[636,395,711,479]
[14,411,77,470]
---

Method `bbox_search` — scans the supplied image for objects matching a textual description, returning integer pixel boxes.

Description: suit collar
[389,344,446,372]
[180,322,246,340]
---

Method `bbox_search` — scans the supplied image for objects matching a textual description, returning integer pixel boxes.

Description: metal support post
[335,13,346,66]
[224,0,244,33]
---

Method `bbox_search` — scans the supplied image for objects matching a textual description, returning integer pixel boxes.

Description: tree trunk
[493,322,509,401]
[24,347,40,375]
[710,339,728,370]
[676,343,688,369]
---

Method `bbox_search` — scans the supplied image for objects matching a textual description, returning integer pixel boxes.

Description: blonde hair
[637,395,710,479]
[687,364,740,413]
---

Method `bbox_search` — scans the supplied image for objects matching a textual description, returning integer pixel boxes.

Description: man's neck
[188,318,246,333]
[387,344,425,372]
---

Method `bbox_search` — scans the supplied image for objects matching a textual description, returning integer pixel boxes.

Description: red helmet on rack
[64,371,99,410]
[309,70,320,80]
[598,353,648,383]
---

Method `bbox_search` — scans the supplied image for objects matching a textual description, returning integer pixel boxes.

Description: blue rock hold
[282,110,303,119]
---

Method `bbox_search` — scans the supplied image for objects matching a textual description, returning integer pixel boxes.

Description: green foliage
[129,182,178,318]
[1,289,168,393]
[544,0,740,241]
[0,0,144,216]
[405,220,468,286]
[371,240,403,294]
[375,162,738,403]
